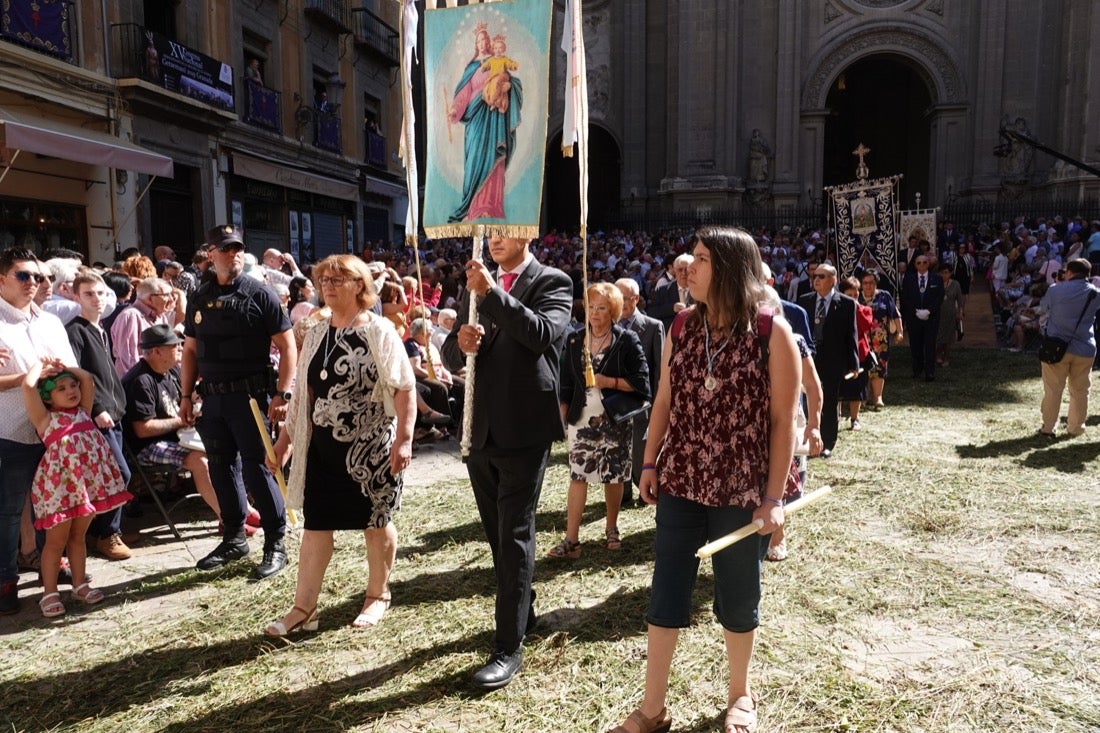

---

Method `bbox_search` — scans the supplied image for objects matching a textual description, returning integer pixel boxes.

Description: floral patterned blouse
[657,314,770,509]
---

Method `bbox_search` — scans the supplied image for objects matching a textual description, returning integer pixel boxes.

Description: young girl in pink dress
[23,363,131,618]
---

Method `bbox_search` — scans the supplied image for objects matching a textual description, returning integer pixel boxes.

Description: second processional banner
[423,0,553,240]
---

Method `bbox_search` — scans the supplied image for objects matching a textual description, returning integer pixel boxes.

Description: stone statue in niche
[747,129,773,186]
[999,115,1034,183]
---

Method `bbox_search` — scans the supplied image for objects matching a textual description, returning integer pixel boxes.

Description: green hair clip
[38,371,77,403]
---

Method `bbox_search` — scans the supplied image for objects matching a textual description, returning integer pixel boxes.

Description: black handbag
[1037,336,1068,364]
[1038,290,1096,365]
[600,390,650,424]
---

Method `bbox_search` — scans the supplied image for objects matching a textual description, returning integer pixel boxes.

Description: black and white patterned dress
[303,326,400,530]
[566,351,632,483]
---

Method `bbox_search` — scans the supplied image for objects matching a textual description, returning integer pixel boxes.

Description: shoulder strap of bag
[668,306,693,359]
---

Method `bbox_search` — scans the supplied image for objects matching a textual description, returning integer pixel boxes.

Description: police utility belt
[197,372,274,397]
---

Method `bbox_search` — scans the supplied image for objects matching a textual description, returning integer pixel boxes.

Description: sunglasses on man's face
[12,270,47,284]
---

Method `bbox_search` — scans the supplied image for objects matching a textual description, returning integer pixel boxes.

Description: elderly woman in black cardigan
[549,283,650,559]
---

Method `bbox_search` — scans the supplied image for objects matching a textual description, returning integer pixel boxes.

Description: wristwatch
[275,390,292,401]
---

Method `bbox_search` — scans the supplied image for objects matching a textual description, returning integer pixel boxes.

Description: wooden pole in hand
[695,485,832,559]
[249,397,298,526]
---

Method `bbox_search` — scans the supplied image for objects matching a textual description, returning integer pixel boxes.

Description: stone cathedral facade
[545,0,1099,223]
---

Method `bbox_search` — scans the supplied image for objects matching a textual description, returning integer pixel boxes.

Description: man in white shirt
[261,249,304,290]
[0,248,78,615]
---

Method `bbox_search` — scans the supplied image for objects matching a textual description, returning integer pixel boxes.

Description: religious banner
[826,175,900,287]
[899,209,937,252]
[1,0,72,61]
[422,0,553,239]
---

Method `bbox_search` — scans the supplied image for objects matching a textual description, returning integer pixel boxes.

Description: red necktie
[500,272,518,293]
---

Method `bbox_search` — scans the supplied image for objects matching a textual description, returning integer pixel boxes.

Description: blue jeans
[196,392,285,541]
[0,439,45,585]
[647,493,769,632]
[89,425,132,540]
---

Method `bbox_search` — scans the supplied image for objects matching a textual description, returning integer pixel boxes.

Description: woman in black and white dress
[266,255,416,636]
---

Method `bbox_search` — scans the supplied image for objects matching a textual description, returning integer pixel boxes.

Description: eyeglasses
[318,276,361,287]
[149,291,174,298]
[915,260,929,266]
[811,274,830,280]
[12,270,47,284]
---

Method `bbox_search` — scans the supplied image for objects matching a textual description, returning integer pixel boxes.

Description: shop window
[0,197,87,259]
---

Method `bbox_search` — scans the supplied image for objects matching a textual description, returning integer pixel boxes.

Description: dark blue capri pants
[647,492,770,633]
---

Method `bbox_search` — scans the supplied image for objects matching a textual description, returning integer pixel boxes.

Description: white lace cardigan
[282,312,415,511]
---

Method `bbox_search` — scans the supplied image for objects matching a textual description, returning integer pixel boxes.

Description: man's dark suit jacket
[648,281,686,329]
[624,311,664,391]
[798,291,859,376]
[441,259,573,450]
[899,271,945,323]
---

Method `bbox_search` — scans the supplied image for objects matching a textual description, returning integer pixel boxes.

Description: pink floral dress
[31,408,132,530]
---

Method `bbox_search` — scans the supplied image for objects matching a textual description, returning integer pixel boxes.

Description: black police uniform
[184,275,291,556]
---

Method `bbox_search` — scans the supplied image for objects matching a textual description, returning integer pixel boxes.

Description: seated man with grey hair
[110,276,178,377]
[431,307,457,353]
[43,257,117,325]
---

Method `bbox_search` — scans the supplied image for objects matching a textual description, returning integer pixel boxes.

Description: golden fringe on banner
[423,224,540,240]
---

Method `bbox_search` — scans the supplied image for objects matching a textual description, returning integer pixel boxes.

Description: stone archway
[800,24,968,206]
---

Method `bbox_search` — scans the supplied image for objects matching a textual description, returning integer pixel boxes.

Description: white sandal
[40,592,66,618]
[72,582,104,605]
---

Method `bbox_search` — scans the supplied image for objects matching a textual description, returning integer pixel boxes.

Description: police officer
[180,225,297,579]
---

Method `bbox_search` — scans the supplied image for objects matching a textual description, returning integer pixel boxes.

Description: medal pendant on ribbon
[704,375,717,391]
[194,311,202,324]
[320,369,328,381]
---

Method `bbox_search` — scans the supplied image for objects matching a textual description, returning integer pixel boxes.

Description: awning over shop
[232,152,358,202]
[0,111,174,177]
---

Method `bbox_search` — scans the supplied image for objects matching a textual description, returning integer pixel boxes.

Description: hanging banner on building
[827,175,900,287]
[422,0,553,239]
[1,0,72,61]
[142,28,235,113]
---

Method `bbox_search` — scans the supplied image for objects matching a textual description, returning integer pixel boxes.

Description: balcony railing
[0,0,77,63]
[366,129,386,168]
[244,80,282,133]
[304,0,351,34]
[314,111,341,153]
[109,23,236,113]
[352,8,399,67]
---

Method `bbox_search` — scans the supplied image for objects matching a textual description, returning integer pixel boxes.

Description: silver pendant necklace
[319,325,346,381]
[703,317,733,391]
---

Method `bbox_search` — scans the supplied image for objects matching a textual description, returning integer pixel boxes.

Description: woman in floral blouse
[608,226,800,733]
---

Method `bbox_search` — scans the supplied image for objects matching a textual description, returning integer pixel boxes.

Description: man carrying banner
[441,235,571,690]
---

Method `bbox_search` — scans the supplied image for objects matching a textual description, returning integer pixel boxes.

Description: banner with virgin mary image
[423,0,553,239]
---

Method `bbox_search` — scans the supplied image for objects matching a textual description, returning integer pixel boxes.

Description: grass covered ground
[2,346,1099,732]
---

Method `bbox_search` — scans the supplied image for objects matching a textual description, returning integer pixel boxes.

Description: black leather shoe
[251,541,287,580]
[196,535,250,570]
[472,649,523,690]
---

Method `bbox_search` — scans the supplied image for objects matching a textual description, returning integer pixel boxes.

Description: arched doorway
[544,125,621,233]
[823,55,931,207]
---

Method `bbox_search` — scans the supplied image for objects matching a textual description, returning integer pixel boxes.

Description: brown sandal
[547,537,581,559]
[607,706,672,733]
[605,526,622,550]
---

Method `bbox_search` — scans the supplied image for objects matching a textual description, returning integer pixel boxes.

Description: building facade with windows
[0,0,405,264]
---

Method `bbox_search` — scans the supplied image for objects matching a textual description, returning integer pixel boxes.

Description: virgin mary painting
[447,22,523,223]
